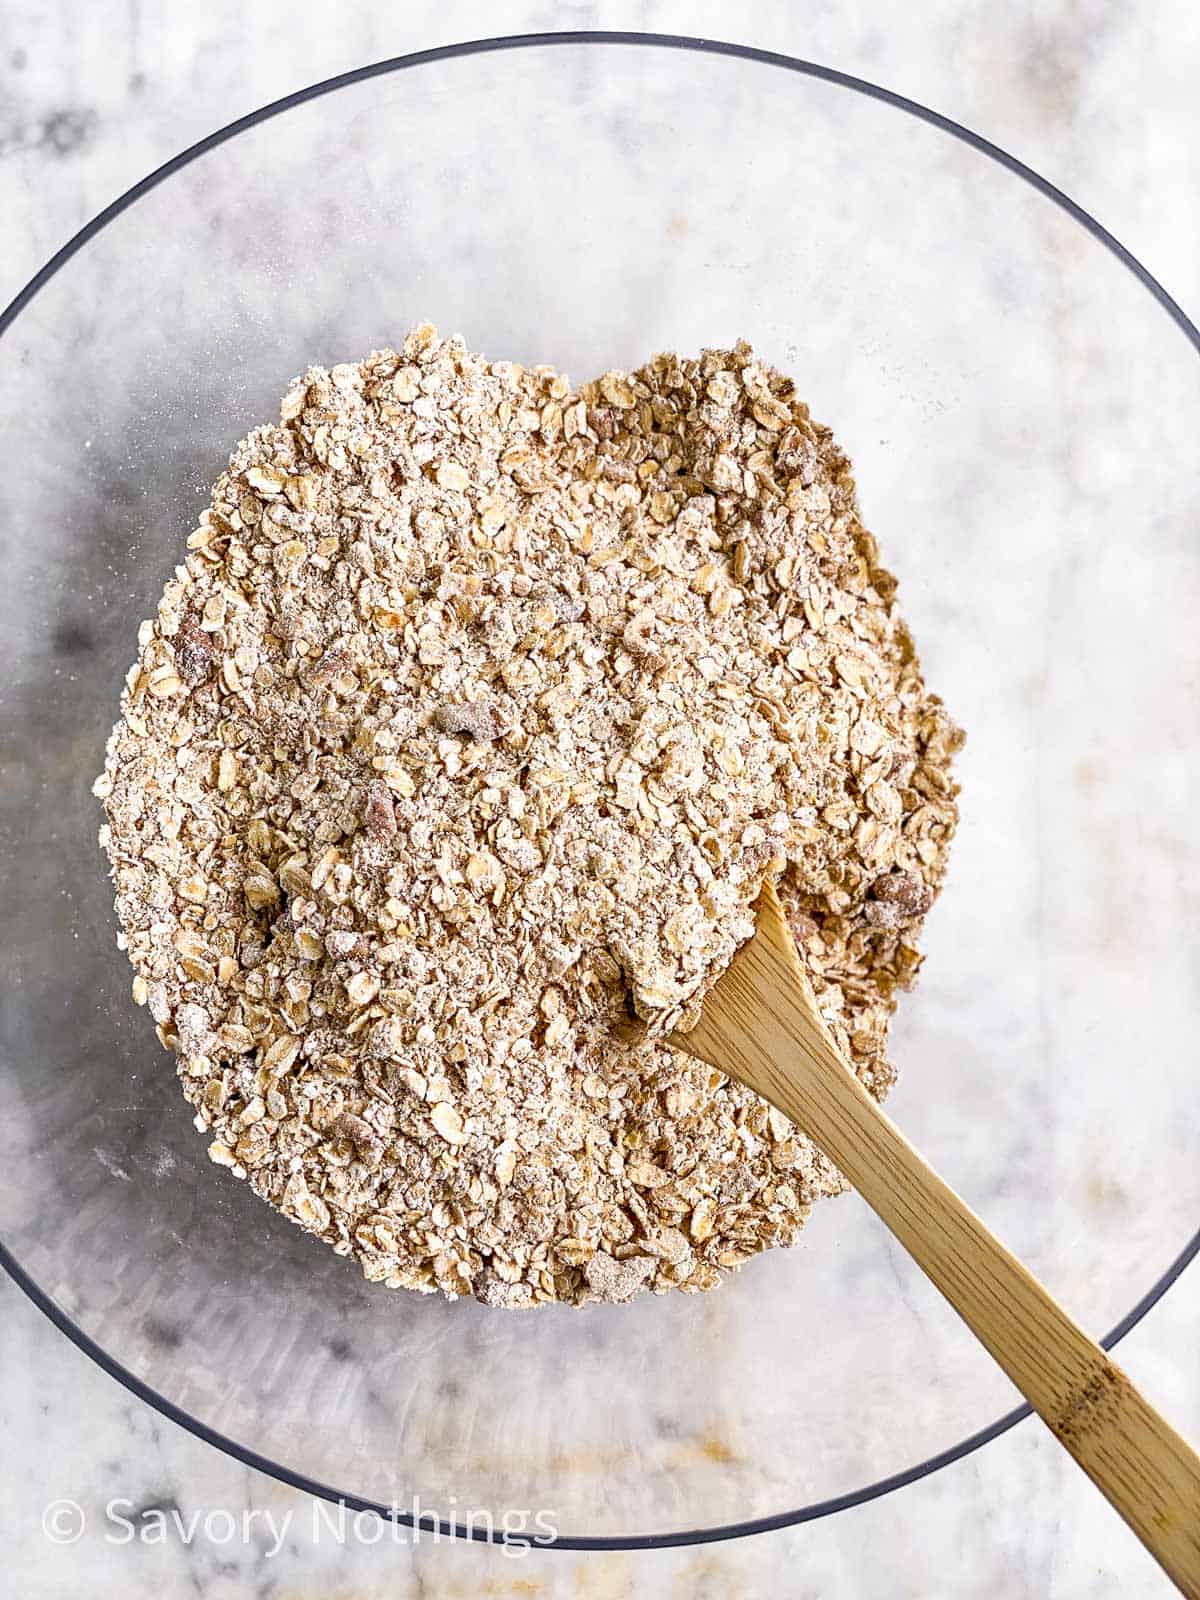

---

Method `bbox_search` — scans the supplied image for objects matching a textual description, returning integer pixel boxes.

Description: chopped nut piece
[363,779,397,838]
[174,620,213,685]
[336,1111,385,1167]
[622,609,659,659]
[584,1251,655,1303]
[434,698,505,742]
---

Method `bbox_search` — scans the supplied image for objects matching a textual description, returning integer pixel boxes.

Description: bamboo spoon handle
[676,885,1200,1597]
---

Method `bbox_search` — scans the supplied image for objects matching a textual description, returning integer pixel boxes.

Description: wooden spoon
[671,882,1200,1597]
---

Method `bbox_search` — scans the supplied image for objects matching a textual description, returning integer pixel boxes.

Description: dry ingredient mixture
[96,327,962,1308]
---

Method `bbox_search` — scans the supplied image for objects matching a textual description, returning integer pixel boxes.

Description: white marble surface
[2,2,1200,1595]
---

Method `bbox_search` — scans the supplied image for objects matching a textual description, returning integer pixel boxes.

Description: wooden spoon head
[668,879,827,1079]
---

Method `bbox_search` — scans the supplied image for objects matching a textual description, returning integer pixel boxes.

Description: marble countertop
[2,3,1199,1596]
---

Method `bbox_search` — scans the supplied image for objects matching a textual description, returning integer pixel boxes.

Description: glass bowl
[2,33,1198,1549]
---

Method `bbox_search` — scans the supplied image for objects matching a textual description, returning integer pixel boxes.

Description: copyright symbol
[42,1499,85,1544]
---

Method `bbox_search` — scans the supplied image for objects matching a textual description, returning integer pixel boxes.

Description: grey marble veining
[2,3,1199,1597]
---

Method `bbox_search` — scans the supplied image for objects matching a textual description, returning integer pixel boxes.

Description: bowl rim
[2,28,1198,1553]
